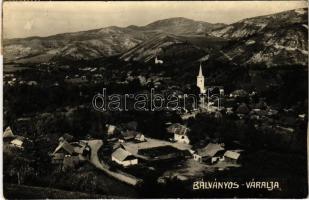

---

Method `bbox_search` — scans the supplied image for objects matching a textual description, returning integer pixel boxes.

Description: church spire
[197,63,205,94]
[198,63,203,77]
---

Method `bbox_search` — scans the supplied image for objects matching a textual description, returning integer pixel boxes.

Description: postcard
[2,1,308,198]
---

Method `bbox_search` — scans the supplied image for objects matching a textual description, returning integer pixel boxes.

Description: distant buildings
[64,76,88,84]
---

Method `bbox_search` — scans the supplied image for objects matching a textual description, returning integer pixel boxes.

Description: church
[196,63,206,94]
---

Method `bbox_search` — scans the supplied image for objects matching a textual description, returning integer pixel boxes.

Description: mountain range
[3,8,308,67]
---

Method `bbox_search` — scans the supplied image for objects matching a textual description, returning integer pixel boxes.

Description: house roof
[3,126,15,138]
[112,148,135,162]
[135,133,145,141]
[224,150,240,160]
[53,141,74,155]
[167,123,189,135]
[197,143,225,157]
[11,138,23,146]
[126,121,138,130]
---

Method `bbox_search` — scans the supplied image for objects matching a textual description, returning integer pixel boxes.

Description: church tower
[196,63,206,94]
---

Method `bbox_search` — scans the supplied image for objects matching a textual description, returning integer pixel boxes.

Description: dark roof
[197,143,225,157]
[167,123,189,135]
[138,145,181,158]
[121,130,139,140]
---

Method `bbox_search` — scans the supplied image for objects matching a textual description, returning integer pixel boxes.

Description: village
[3,63,248,187]
[3,61,307,190]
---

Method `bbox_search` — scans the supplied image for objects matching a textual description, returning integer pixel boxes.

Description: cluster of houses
[104,122,242,168]
[50,134,91,171]
[4,74,38,87]
[192,143,242,165]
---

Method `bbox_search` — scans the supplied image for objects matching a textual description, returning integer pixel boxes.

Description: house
[194,143,225,164]
[52,141,75,163]
[10,136,32,149]
[51,140,84,171]
[226,107,233,115]
[106,124,117,136]
[167,123,190,144]
[51,152,65,164]
[111,148,138,167]
[155,57,164,64]
[135,133,146,142]
[10,137,25,149]
[71,141,91,160]
[63,155,80,170]
[224,150,241,163]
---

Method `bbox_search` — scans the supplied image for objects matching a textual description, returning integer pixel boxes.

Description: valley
[2,7,308,199]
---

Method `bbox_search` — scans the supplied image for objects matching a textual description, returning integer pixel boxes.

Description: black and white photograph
[2,1,308,198]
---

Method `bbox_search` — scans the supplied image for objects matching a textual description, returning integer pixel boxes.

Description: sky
[3,1,307,39]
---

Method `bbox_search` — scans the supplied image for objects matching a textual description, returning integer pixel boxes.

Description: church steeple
[196,63,205,94]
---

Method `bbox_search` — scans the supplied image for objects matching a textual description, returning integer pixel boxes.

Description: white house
[135,133,146,142]
[10,138,24,149]
[174,131,190,144]
[112,148,138,167]
[167,123,190,144]
[106,124,117,135]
